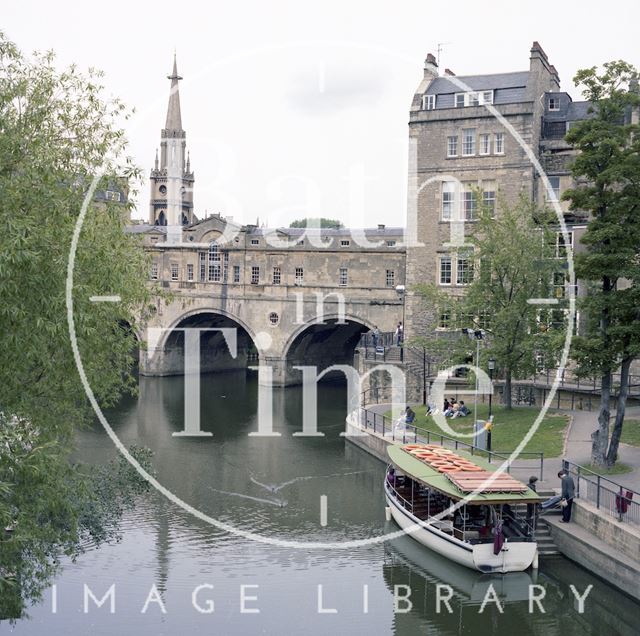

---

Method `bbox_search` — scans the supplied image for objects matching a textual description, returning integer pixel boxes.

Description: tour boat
[385,443,542,573]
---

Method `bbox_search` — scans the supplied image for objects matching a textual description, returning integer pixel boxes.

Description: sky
[4,0,639,227]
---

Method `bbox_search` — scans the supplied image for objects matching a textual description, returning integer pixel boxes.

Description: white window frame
[150,262,159,280]
[339,267,348,287]
[462,189,477,221]
[556,231,573,258]
[233,265,241,283]
[547,176,561,201]
[548,97,560,111]
[422,94,436,110]
[482,185,496,217]
[494,132,504,155]
[439,256,452,285]
[481,90,494,105]
[441,181,455,221]
[479,133,491,155]
[295,266,304,285]
[455,93,465,108]
[447,135,458,157]
[273,266,281,285]
[187,263,194,281]
[251,266,260,284]
[456,255,473,286]
[170,263,179,281]
[462,129,476,156]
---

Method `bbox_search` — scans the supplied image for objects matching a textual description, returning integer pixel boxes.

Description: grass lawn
[582,462,632,476]
[620,419,640,447]
[385,404,570,458]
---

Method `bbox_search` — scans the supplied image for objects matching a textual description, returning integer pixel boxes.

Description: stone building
[404,42,591,339]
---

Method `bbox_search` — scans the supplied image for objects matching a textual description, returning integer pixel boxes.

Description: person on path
[558,469,576,522]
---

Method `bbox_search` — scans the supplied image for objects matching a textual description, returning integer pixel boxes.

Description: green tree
[289,217,344,229]
[564,61,640,467]
[0,34,155,615]
[415,196,566,409]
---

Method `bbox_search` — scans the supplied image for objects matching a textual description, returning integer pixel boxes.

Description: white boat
[385,443,542,573]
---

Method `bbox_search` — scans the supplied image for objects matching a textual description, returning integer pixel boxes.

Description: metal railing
[359,407,545,479]
[562,459,639,525]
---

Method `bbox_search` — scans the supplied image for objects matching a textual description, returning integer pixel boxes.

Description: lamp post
[395,285,406,362]
[462,328,485,427]
[487,357,495,452]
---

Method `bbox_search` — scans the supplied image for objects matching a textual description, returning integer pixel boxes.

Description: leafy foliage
[288,217,344,229]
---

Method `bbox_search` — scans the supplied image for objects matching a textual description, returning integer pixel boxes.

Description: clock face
[68,42,575,552]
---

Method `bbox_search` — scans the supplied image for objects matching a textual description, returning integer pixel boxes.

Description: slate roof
[425,70,530,95]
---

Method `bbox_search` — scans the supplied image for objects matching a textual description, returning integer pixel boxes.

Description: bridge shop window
[339,267,348,287]
[273,266,281,285]
[386,269,395,288]
[187,263,194,281]
[295,267,304,285]
[251,266,260,284]
[199,252,206,282]
[233,265,241,283]
[170,263,179,281]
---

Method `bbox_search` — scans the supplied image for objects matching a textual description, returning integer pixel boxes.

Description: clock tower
[149,54,196,227]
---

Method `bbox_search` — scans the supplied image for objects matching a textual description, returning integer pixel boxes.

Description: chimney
[549,64,560,84]
[424,52,438,79]
[445,68,455,76]
[531,41,549,62]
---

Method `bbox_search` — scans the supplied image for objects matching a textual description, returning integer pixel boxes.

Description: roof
[125,224,166,234]
[165,54,183,131]
[388,444,541,505]
[425,70,530,95]
[249,226,405,237]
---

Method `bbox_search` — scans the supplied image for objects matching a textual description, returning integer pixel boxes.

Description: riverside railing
[358,407,545,480]
[562,459,639,525]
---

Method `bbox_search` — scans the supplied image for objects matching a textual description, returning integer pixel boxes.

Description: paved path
[364,402,640,493]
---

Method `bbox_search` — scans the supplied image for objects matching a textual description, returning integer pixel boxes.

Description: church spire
[165,53,183,131]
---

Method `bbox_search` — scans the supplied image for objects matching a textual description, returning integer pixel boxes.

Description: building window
[494,132,504,154]
[233,265,241,283]
[456,255,474,285]
[170,263,179,281]
[463,189,477,221]
[556,231,573,257]
[187,263,194,281]
[273,266,281,285]
[340,239,350,247]
[438,308,452,329]
[251,239,260,245]
[455,93,465,108]
[422,94,436,110]
[442,181,456,221]
[104,190,121,202]
[339,267,348,287]
[482,182,496,216]
[547,176,561,201]
[199,252,206,282]
[447,135,458,157]
[462,129,476,156]
[553,272,566,299]
[251,266,260,284]
[386,240,396,247]
[150,262,158,280]
[479,133,490,155]
[295,267,304,285]
[549,97,560,111]
[482,90,494,105]
[268,312,279,326]
[208,242,220,262]
[439,256,452,285]
[386,269,395,288]
[455,92,480,107]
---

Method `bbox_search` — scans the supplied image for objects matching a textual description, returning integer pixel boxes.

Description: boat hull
[385,492,537,573]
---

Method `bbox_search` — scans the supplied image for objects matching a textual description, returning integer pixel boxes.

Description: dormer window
[549,97,560,111]
[251,239,260,245]
[482,90,494,105]
[422,94,436,110]
[455,91,493,107]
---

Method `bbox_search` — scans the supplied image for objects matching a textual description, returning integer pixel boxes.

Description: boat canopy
[387,444,542,505]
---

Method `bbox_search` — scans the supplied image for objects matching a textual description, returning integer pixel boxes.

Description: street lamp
[487,357,496,452]
[395,285,406,362]
[461,328,485,426]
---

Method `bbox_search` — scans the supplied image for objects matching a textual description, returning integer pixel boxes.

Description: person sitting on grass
[444,400,459,417]
[453,400,469,417]
[404,406,416,424]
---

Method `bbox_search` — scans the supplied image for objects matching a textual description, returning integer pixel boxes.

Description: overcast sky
[4,1,639,227]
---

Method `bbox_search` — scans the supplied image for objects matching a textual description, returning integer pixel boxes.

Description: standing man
[558,469,576,523]
[395,322,403,346]
[371,326,379,349]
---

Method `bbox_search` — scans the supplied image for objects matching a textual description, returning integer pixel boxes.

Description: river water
[6,372,639,635]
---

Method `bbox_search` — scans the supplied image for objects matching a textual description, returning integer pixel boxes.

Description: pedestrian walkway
[365,402,640,492]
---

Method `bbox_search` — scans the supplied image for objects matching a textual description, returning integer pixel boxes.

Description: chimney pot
[426,53,437,65]
[445,68,455,76]
[378,224,386,230]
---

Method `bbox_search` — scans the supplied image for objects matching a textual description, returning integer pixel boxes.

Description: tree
[289,217,344,229]
[563,61,640,467]
[0,34,155,615]
[415,196,565,409]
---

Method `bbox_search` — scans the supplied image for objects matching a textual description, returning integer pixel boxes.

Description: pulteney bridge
[129,214,407,386]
